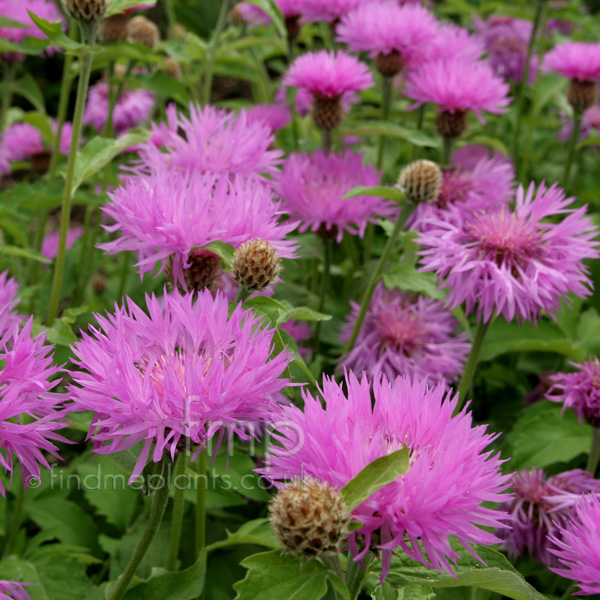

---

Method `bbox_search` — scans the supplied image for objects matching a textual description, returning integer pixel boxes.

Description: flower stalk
[311,237,333,360]
[562,110,583,192]
[202,0,233,104]
[166,453,187,571]
[586,430,600,476]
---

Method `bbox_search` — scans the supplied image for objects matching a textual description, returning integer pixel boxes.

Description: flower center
[376,301,428,356]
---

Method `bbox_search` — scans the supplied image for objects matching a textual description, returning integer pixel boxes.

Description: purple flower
[300,0,361,24]
[339,282,470,386]
[0,123,45,163]
[238,0,302,23]
[0,271,22,338]
[558,105,600,142]
[83,80,155,134]
[0,320,66,496]
[549,494,600,595]
[245,103,291,132]
[135,103,281,180]
[547,358,600,429]
[405,58,511,123]
[418,182,599,323]
[498,468,600,566]
[259,373,510,579]
[337,2,438,70]
[99,168,297,290]
[0,581,32,600]
[284,50,373,99]
[544,41,600,82]
[68,290,294,482]
[428,24,485,64]
[41,226,83,261]
[276,150,394,242]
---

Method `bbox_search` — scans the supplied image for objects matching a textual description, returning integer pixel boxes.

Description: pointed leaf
[343,185,404,203]
[28,12,81,51]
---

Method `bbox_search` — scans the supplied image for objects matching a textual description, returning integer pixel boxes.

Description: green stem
[323,556,345,600]
[322,128,332,153]
[344,200,416,355]
[441,137,453,166]
[108,459,171,600]
[362,223,375,265]
[345,555,373,600]
[586,430,600,475]
[311,237,333,360]
[166,453,187,571]
[47,24,98,326]
[74,207,103,304]
[195,449,207,557]
[455,319,491,414]
[0,61,16,131]
[2,477,24,558]
[202,0,233,104]
[512,0,545,161]
[560,583,577,600]
[376,76,393,170]
[234,285,250,305]
[562,110,583,191]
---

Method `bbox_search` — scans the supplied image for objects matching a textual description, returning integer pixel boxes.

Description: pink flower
[544,41,600,82]
[547,357,600,429]
[0,123,44,163]
[259,373,510,578]
[83,80,155,134]
[68,290,294,482]
[41,226,83,260]
[340,282,470,385]
[99,167,297,289]
[549,494,600,595]
[428,24,485,64]
[0,271,23,338]
[135,103,281,180]
[284,50,373,99]
[0,319,67,496]
[498,468,600,566]
[337,2,438,69]
[405,58,511,122]
[0,581,32,600]
[300,0,361,23]
[245,103,291,132]
[236,3,271,26]
[418,182,599,323]
[558,105,600,142]
[276,150,394,242]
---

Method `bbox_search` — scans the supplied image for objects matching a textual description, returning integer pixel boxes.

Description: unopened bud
[285,16,301,41]
[312,94,343,131]
[161,57,182,79]
[435,109,468,140]
[63,0,106,21]
[567,79,597,113]
[126,16,159,50]
[166,250,222,293]
[398,160,443,204]
[229,3,245,27]
[374,50,405,77]
[269,479,349,557]
[232,239,281,292]
[98,13,129,42]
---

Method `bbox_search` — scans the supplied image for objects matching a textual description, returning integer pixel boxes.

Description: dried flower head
[126,15,159,49]
[232,239,282,293]
[63,0,106,21]
[398,160,443,204]
[98,13,129,42]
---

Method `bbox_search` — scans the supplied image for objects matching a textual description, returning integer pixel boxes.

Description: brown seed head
[269,479,349,557]
[231,239,282,292]
[63,0,106,21]
[126,16,159,50]
[98,13,129,43]
[398,159,443,204]
[161,57,182,79]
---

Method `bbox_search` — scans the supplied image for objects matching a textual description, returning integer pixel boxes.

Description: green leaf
[383,265,445,300]
[200,240,236,266]
[12,74,46,113]
[340,448,410,511]
[341,122,438,148]
[234,551,343,600]
[0,15,29,28]
[207,519,279,552]
[0,35,48,56]
[106,0,157,15]
[505,401,593,470]
[343,185,404,203]
[28,12,81,51]
[387,543,549,600]
[70,132,150,194]
[242,0,287,41]
[0,245,51,264]
[244,296,288,325]
[278,302,331,323]
[461,135,508,156]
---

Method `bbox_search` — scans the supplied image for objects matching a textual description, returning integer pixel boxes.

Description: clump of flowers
[337,2,438,77]
[99,167,297,291]
[418,182,598,323]
[68,290,293,482]
[276,150,394,242]
[498,468,600,565]
[340,283,470,385]
[259,373,510,578]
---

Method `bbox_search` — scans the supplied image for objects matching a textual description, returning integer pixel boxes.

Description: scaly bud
[126,16,159,50]
[312,94,343,131]
[374,50,405,78]
[63,0,106,21]
[435,109,468,140]
[567,79,597,113]
[161,57,182,80]
[98,13,129,42]
[232,239,281,292]
[398,159,443,204]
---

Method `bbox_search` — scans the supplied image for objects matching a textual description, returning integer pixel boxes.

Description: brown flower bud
[374,50,405,78]
[435,109,468,140]
[398,159,443,204]
[232,239,281,292]
[312,94,343,131]
[567,79,597,113]
[285,16,301,41]
[98,13,129,43]
[161,57,182,80]
[126,16,159,50]
[63,0,106,21]
[166,250,222,293]
[269,479,349,557]
[229,3,246,27]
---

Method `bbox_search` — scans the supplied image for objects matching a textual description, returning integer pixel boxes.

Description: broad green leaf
[12,74,46,113]
[244,296,288,325]
[340,447,410,511]
[341,122,438,148]
[200,240,236,266]
[505,401,593,470]
[384,266,445,300]
[70,132,149,194]
[0,15,29,28]
[211,453,271,502]
[207,519,279,552]
[343,185,404,203]
[28,12,81,51]
[0,35,49,55]
[0,245,51,264]
[278,303,331,323]
[576,308,600,357]
[106,0,157,16]
[234,551,346,600]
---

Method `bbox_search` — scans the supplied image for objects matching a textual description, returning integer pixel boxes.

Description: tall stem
[108,459,171,600]
[322,128,332,153]
[345,555,373,600]
[311,237,333,360]
[376,76,393,170]
[343,200,417,355]
[562,110,583,192]
[441,137,453,166]
[166,453,187,571]
[512,0,545,162]
[586,430,600,475]
[455,319,491,414]
[202,0,232,104]
[195,448,207,557]
[47,24,98,325]
[0,61,16,131]
[2,477,24,558]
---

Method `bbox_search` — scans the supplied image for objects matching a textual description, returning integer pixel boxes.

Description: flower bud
[435,109,468,140]
[567,79,597,113]
[63,0,106,21]
[126,16,159,50]
[232,239,281,292]
[161,57,182,80]
[312,94,343,131]
[98,13,129,43]
[398,159,443,204]
[166,250,222,293]
[374,50,405,77]
[269,479,349,557]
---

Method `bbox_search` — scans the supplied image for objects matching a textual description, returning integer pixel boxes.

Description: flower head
[547,358,600,428]
[0,271,22,339]
[428,24,485,64]
[259,373,510,578]
[340,283,470,385]
[41,226,83,261]
[99,167,297,290]
[245,103,291,132]
[544,41,600,82]
[0,581,32,600]
[499,468,600,566]
[558,105,600,142]
[300,0,361,24]
[418,182,599,323]
[276,150,394,242]
[135,103,281,179]
[68,290,293,482]
[549,494,600,595]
